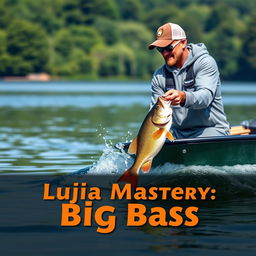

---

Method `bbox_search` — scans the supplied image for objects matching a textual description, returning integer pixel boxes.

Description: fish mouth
[158,96,171,106]
[151,119,170,127]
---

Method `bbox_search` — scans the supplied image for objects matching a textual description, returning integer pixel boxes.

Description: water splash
[72,139,131,175]
[87,145,132,174]
[78,127,135,175]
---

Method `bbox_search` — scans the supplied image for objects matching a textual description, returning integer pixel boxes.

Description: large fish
[118,96,174,188]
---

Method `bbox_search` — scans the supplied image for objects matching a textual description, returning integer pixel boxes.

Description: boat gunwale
[119,134,256,149]
[164,134,256,146]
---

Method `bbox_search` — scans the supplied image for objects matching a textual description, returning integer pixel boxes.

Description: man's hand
[163,89,186,106]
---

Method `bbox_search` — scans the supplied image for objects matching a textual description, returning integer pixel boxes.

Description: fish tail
[117,169,138,188]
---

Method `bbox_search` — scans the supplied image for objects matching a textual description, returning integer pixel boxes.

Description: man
[148,22,230,139]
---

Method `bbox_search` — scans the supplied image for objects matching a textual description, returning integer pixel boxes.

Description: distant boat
[26,73,51,81]
[3,73,51,82]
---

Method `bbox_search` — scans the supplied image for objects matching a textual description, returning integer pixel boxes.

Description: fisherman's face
[158,40,187,68]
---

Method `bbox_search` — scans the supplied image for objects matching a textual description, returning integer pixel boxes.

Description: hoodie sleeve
[150,69,165,109]
[183,55,220,109]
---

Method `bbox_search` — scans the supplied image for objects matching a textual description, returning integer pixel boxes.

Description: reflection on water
[0,105,145,173]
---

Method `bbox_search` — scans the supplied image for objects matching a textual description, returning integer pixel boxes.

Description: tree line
[0,0,256,81]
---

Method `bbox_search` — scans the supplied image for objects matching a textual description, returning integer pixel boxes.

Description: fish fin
[117,170,138,189]
[166,131,175,141]
[128,136,138,155]
[141,160,152,173]
[152,128,165,140]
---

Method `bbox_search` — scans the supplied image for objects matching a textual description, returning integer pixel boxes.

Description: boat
[119,120,256,167]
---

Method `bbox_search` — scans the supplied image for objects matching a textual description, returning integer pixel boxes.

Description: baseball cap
[148,23,186,50]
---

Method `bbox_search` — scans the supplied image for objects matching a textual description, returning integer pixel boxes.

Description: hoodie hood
[183,43,209,68]
[165,43,209,73]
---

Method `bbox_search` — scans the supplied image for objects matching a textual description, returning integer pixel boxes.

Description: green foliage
[54,26,103,58]
[12,0,64,34]
[184,4,211,24]
[218,0,256,15]
[178,5,210,43]
[206,24,241,77]
[91,43,136,78]
[143,5,180,31]
[118,22,152,49]
[0,19,49,75]
[0,0,256,80]
[79,0,119,21]
[203,4,247,77]
[0,0,11,28]
[52,27,100,78]
[118,0,144,21]
[0,30,6,54]
[242,13,256,69]
[92,17,121,45]
[175,14,204,43]
[69,26,104,53]
[204,2,245,34]
[62,0,85,25]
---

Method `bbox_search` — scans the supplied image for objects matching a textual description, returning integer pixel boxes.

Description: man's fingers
[163,90,185,105]
[164,92,179,101]
[170,94,180,101]
[163,89,175,97]
[164,95,174,101]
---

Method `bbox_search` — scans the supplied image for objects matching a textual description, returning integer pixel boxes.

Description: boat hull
[121,135,256,166]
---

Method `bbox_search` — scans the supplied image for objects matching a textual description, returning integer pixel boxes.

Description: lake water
[0,81,256,255]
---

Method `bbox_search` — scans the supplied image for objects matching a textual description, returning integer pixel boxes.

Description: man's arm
[164,56,219,109]
[150,71,165,109]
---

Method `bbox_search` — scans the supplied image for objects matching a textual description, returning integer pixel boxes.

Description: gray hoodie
[150,43,230,138]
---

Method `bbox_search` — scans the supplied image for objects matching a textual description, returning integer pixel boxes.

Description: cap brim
[148,39,173,50]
